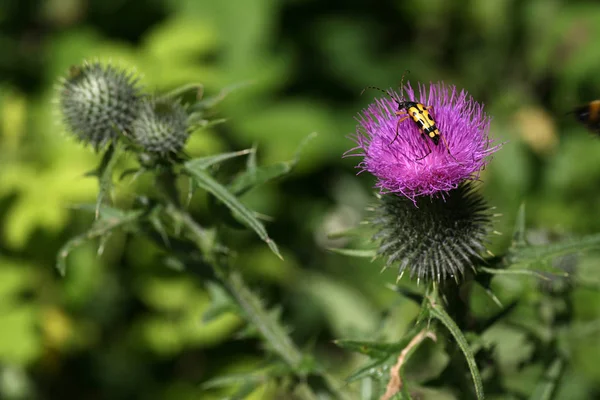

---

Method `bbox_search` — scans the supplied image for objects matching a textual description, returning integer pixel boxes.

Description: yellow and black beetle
[362,72,456,161]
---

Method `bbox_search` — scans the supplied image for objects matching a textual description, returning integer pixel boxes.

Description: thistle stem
[381,329,437,400]
[168,206,351,399]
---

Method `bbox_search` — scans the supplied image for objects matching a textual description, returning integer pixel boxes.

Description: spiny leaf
[185,164,282,259]
[56,208,144,276]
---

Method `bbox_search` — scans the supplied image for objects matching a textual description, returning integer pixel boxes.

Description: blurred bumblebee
[571,100,600,134]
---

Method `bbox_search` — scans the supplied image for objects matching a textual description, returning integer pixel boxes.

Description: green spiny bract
[131,98,190,158]
[371,183,492,283]
[58,62,142,150]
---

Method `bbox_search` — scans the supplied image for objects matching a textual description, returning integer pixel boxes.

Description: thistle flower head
[131,98,190,157]
[372,183,492,282]
[349,82,498,202]
[58,61,142,150]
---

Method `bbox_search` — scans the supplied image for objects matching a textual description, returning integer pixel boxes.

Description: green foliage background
[1,0,600,399]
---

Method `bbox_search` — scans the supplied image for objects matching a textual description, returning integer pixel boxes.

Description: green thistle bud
[371,183,492,283]
[58,62,142,149]
[131,98,190,157]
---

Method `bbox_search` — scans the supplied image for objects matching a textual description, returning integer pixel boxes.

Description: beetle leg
[389,115,411,145]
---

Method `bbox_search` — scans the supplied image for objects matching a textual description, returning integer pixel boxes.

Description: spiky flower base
[371,183,492,283]
[58,62,142,150]
[131,98,190,157]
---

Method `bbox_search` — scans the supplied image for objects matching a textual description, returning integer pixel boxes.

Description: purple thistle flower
[347,82,499,202]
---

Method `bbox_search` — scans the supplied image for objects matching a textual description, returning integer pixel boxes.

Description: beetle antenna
[361,86,401,105]
[397,69,411,100]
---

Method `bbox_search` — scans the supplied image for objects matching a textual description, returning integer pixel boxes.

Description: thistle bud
[131,98,190,157]
[58,62,142,149]
[371,183,492,282]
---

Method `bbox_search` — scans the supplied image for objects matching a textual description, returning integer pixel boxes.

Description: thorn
[492,213,503,217]
[486,249,495,257]
[381,265,388,273]
[492,230,502,236]
[486,289,503,309]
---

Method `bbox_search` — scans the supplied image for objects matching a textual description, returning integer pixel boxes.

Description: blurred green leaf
[529,358,564,400]
[507,233,600,266]
[203,281,237,323]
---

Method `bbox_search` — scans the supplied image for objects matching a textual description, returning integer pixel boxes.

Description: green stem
[170,206,351,399]
[427,290,485,400]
